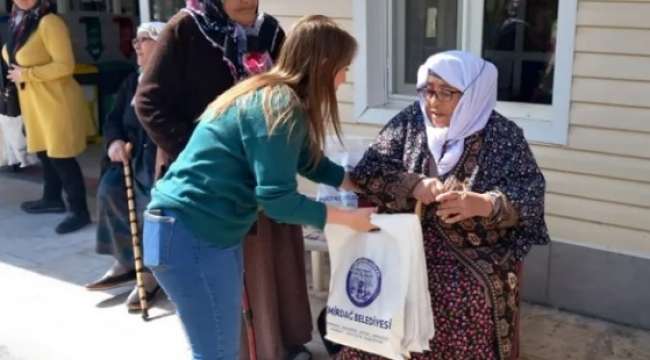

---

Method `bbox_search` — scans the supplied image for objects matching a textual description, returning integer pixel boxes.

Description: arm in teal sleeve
[243,128,328,229]
[298,143,345,188]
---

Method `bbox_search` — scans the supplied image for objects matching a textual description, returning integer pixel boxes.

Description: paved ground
[1,159,650,360]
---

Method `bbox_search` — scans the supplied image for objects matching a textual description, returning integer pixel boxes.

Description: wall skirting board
[522,242,650,330]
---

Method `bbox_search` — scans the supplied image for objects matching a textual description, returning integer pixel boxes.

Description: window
[392,0,459,96]
[80,0,108,12]
[482,0,557,105]
[112,0,138,16]
[139,0,183,22]
[149,0,184,21]
[354,0,577,144]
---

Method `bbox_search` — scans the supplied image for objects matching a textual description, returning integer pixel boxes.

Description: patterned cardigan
[350,102,550,260]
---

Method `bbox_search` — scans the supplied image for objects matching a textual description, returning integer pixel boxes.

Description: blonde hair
[206,15,357,164]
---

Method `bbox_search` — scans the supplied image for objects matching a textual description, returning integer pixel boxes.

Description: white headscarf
[136,21,166,41]
[132,22,166,105]
[416,51,498,176]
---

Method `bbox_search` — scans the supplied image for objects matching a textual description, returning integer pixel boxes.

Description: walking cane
[123,143,150,321]
[242,278,257,360]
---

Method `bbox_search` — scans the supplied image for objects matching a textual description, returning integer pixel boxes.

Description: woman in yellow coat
[4,0,92,234]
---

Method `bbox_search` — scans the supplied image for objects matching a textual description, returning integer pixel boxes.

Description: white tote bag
[325,213,435,359]
[0,115,36,167]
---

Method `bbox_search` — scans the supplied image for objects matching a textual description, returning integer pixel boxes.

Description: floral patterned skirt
[338,226,499,360]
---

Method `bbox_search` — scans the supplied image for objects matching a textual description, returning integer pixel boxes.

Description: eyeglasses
[420,88,462,102]
[132,37,153,48]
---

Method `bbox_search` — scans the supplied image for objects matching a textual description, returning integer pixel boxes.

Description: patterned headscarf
[183,0,282,81]
[417,51,498,176]
[8,0,53,60]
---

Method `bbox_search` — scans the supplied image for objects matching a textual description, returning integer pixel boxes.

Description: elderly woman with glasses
[84,22,166,312]
[340,51,550,360]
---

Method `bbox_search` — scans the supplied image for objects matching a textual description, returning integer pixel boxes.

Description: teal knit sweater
[148,87,344,248]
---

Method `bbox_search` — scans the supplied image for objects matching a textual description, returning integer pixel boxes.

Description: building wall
[263,0,650,329]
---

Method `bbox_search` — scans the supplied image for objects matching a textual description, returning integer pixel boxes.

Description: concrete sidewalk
[2,167,650,360]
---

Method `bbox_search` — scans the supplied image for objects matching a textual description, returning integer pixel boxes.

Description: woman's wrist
[325,205,377,232]
[326,205,346,226]
[340,172,362,193]
[477,192,496,218]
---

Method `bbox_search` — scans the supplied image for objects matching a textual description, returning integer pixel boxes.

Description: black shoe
[55,213,91,234]
[286,345,312,360]
[85,270,137,291]
[127,285,162,313]
[318,307,343,356]
[21,199,66,214]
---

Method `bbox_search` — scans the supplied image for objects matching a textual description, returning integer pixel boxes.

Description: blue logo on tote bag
[346,258,382,307]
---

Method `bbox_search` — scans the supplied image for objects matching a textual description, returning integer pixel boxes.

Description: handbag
[0,50,22,117]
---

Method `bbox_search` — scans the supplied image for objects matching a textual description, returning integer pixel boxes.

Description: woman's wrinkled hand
[435,191,493,224]
[108,140,131,164]
[7,65,24,83]
[412,177,444,205]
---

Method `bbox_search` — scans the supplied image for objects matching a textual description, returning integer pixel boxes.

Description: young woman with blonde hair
[141,15,373,359]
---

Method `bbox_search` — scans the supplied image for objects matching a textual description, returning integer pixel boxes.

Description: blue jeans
[143,209,243,360]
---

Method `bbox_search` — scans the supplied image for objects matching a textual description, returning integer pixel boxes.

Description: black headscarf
[183,0,282,81]
[7,0,53,61]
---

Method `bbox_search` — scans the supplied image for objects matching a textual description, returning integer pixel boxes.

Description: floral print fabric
[340,103,550,359]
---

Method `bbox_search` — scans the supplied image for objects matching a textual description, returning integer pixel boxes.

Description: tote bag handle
[414,200,423,220]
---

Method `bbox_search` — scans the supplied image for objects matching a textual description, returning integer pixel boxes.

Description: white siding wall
[262,0,650,258]
[548,0,650,257]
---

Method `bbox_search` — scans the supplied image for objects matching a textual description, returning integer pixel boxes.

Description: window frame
[391,0,462,96]
[352,0,578,145]
[139,0,151,22]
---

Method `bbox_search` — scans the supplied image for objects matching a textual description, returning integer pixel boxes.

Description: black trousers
[36,151,89,216]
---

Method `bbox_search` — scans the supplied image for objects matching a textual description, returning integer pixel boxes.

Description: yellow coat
[2,14,91,158]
